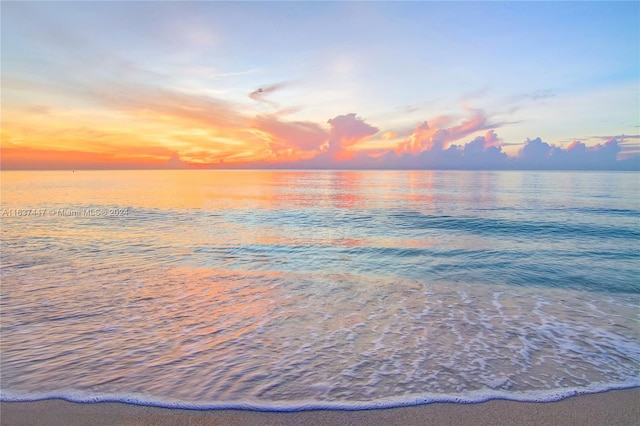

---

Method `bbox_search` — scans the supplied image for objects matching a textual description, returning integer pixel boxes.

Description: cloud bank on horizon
[1,1,638,170]
[222,111,639,171]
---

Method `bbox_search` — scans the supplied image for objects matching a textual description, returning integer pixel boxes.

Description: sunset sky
[2,1,639,169]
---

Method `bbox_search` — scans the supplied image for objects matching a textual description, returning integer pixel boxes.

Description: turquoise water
[1,170,639,409]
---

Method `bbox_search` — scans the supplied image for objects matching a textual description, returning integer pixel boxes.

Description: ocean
[1,170,638,410]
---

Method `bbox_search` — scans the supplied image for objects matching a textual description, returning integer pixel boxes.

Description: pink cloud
[483,130,501,147]
[252,114,329,157]
[567,140,587,153]
[326,113,379,160]
[396,109,496,155]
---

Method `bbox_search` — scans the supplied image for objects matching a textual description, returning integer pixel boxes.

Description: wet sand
[1,388,638,426]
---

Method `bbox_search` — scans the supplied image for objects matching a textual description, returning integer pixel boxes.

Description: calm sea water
[1,170,639,410]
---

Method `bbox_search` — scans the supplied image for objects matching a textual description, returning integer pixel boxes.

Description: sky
[1,1,639,170]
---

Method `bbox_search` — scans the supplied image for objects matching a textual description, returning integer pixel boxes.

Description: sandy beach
[1,388,638,426]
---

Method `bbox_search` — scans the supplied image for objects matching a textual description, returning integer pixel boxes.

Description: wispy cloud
[249,82,289,108]
[0,144,180,170]
[589,134,640,141]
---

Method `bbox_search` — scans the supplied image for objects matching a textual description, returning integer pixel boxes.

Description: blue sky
[2,1,638,169]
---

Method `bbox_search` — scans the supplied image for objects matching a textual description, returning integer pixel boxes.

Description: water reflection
[1,170,639,406]
[328,172,363,209]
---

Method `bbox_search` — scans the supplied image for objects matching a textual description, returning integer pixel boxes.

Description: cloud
[395,109,497,155]
[272,114,379,168]
[380,133,635,171]
[611,135,640,160]
[380,131,509,170]
[518,137,554,167]
[590,134,640,141]
[251,114,329,158]
[326,113,379,160]
[279,119,637,170]
[0,145,181,170]
[92,83,249,131]
[1,79,282,168]
[381,131,398,140]
[516,137,632,170]
[4,58,637,171]
[249,83,288,107]
[167,153,188,169]
[483,130,501,147]
[508,89,556,103]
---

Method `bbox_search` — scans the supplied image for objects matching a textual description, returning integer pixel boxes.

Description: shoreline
[1,388,638,426]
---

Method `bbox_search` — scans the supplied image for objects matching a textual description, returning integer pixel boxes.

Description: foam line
[2,382,639,412]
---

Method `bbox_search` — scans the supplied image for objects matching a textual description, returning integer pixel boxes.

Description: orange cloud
[1,145,177,170]
[483,130,501,147]
[251,114,329,160]
[326,113,379,161]
[381,131,398,140]
[1,81,288,168]
[396,109,495,154]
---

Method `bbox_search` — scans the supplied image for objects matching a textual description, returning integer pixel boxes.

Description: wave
[2,382,639,411]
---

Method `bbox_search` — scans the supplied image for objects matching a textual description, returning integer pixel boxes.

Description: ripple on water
[1,268,638,407]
